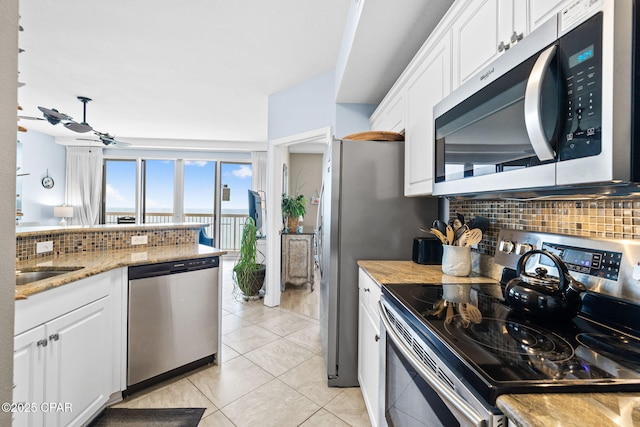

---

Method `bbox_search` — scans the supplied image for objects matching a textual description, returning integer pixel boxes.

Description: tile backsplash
[16,227,199,261]
[449,198,640,258]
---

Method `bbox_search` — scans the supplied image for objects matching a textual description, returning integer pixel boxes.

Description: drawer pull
[49,333,59,342]
[36,339,47,347]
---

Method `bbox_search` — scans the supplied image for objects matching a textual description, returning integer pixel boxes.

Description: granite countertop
[356,260,498,285]
[497,393,640,427]
[15,244,226,300]
[357,260,640,427]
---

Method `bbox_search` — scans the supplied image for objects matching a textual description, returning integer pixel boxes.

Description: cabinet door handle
[36,339,47,347]
[363,288,370,292]
[49,333,59,342]
[375,334,380,342]
[510,31,524,44]
[498,41,509,52]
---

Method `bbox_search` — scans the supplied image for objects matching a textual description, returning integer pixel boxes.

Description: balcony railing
[105,212,249,251]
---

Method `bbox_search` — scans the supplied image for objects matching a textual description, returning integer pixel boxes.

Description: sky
[105,160,252,213]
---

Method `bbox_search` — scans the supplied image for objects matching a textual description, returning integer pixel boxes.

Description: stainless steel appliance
[126,256,219,395]
[380,230,640,426]
[433,0,640,197]
[318,138,438,387]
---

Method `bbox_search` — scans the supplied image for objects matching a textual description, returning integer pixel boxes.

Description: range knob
[499,240,515,253]
[515,243,534,255]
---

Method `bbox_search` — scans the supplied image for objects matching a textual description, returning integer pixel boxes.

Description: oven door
[379,302,492,427]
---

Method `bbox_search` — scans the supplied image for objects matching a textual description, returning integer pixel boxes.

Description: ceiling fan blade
[17,115,45,121]
[37,106,72,125]
[64,121,93,133]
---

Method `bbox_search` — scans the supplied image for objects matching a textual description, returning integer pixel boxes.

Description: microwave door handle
[524,44,557,161]
[378,302,485,427]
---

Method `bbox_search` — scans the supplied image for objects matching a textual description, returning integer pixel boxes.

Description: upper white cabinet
[370,94,405,133]
[404,33,451,196]
[529,0,572,31]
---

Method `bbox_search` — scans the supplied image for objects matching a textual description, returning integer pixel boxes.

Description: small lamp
[54,205,74,225]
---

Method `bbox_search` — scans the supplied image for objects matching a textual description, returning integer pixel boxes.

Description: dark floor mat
[88,408,206,427]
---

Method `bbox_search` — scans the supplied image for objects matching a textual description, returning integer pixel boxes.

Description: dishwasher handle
[129,256,219,280]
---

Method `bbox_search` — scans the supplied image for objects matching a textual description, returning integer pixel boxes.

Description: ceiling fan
[32,96,130,147]
[37,96,93,133]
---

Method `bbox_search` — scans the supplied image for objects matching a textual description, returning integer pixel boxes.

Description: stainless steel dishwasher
[126,256,219,395]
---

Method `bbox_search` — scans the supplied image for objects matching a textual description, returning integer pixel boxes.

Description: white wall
[289,153,322,229]
[0,0,18,423]
[268,71,336,140]
[335,103,377,138]
[19,130,66,226]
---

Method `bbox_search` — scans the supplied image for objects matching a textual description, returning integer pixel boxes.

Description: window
[184,160,216,238]
[143,160,175,223]
[103,160,137,224]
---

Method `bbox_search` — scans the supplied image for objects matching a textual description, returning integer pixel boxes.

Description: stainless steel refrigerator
[318,138,438,387]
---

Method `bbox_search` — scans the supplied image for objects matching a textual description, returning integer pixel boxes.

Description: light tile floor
[114,255,371,427]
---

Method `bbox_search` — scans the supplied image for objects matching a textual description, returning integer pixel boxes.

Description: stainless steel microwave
[433,0,640,197]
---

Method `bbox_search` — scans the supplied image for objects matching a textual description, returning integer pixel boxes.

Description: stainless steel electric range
[379,230,640,427]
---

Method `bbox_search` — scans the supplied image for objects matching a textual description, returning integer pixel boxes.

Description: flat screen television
[248,189,263,236]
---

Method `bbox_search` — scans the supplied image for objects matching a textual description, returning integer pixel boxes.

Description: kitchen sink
[16,267,83,286]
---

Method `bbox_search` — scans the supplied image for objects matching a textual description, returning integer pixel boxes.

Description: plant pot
[234,264,266,298]
[286,216,299,233]
[441,245,471,277]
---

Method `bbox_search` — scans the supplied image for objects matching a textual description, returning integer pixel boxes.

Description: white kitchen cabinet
[529,0,571,31]
[358,268,382,427]
[370,93,405,133]
[13,326,45,427]
[13,269,125,427]
[404,32,451,196]
[13,296,111,427]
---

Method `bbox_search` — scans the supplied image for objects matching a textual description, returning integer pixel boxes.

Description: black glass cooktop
[383,283,640,404]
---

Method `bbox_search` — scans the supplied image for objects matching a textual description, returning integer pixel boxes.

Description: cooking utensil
[429,228,448,245]
[445,225,454,245]
[457,303,471,328]
[462,228,483,246]
[505,249,586,320]
[453,224,468,245]
[433,219,447,235]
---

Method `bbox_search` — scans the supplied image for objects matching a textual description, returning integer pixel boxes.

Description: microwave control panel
[558,12,602,161]
[540,242,621,281]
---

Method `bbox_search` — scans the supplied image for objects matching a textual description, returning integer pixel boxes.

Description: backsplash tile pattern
[449,198,640,257]
[16,228,199,261]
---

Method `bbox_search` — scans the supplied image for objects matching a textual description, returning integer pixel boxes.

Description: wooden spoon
[463,228,483,246]
[429,228,448,245]
[445,224,454,245]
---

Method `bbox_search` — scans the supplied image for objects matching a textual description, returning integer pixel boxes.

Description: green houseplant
[233,217,266,300]
[281,193,307,233]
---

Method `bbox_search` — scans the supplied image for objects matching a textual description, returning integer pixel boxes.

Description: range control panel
[540,242,621,281]
[494,229,640,302]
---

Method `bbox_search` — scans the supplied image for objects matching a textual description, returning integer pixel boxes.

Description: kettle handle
[516,249,570,291]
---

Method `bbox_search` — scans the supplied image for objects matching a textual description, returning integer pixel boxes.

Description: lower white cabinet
[358,268,383,427]
[13,270,124,427]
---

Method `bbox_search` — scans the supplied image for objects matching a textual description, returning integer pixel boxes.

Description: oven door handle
[379,302,486,427]
[524,44,557,162]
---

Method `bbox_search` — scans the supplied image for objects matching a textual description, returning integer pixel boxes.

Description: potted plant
[232,217,266,300]
[281,193,307,233]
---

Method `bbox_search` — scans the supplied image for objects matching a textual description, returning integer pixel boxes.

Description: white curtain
[66,146,103,226]
[251,151,267,192]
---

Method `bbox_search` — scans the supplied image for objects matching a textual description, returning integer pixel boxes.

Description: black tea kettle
[505,249,587,320]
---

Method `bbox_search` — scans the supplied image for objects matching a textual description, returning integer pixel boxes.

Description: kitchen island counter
[15,243,225,299]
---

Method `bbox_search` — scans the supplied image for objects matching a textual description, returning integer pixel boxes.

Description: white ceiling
[17,0,453,149]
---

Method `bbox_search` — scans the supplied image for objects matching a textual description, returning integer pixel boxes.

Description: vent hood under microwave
[432,0,640,199]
